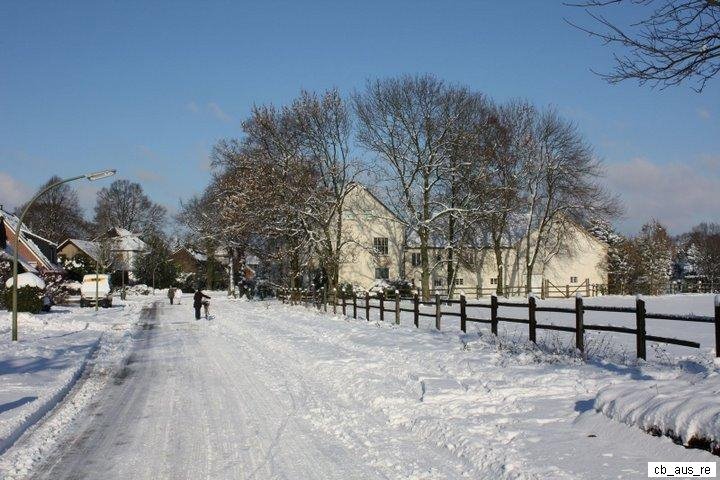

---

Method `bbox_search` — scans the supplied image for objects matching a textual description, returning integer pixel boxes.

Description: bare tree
[567,0,720,91]
[292,89,360,291]
[517,107,621,294]
[355,74,487,299]
[467,100,535,296]
[18,175,89,243]
[94,180,167,236]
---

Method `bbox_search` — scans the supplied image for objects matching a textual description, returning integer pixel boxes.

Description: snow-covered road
[27,301,473,480]
[3,295,715,479]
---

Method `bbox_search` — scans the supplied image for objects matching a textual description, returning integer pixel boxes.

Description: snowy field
[0,293,717,479]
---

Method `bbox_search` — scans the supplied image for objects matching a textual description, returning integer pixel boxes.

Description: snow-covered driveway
[6,296,716,479]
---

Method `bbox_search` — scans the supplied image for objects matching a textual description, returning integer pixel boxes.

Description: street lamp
[11,169,116,341]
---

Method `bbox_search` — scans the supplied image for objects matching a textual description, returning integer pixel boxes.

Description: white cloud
[605,157,720,235]
[186,101,200,113]
[207,102,232,122]
[0,172,32,211]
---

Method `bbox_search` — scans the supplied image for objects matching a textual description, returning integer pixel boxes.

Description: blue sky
[1,1,718,235]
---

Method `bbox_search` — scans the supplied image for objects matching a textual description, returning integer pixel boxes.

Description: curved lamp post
[11,169,116,341]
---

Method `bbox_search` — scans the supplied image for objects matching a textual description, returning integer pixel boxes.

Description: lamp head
[86,169,117,181]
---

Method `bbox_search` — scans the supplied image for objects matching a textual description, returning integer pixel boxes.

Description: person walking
[168,287,176,305]
[193,289,211,320]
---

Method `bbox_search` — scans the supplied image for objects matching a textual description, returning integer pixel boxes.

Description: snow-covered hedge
[595,371,720,454]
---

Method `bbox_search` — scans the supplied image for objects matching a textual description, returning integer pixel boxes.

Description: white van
[80,274,113,308]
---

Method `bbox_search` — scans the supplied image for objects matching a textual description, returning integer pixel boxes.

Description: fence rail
[278,288,720,360]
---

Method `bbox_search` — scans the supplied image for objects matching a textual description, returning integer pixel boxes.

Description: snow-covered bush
[3,286,43,313]
[124,284,151,296]
[59,253,96,282]
[367,279,413,298]
[40,272,70,306]
[335,282,365,299]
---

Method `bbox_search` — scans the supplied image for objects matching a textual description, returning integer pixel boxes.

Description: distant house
[95,227,148,274]
[170,246,207,275]
[309,183,608,297]
[0,208,63,274]
[57,238,102,264]
[58,227,147,280]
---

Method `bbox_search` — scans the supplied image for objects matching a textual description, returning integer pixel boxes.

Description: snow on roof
[110,234,147,252]
[96,227,147,252]
[0,210,62,272]
[173,247,207,262]
[62,239,102,262]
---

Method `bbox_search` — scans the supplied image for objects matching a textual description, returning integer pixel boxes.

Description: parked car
[80,274,113,308]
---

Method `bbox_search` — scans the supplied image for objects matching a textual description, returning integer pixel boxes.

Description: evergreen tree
[132,234,179,289]
[635,220,673,295]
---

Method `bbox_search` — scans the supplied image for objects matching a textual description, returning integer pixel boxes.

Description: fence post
[541,280,547,300]
[342,293,346,316]
[435,293,441,330]
[413,293,419,328]
[379,292,385,322]
[353,293,357,319]
[565,284,570,298]
[460,293,467,333]
[333,288,337,314]
[528,294,537,343]
[575,294,584,353]
[365,292,370,321]
[322,287,327,312]
[636,295,646,360]
[395,290,400,325]
[491,294,498,335]
[715,295,719,358]
[585,279,590,297]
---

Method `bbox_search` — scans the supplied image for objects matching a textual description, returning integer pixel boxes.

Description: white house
[331,184,608,297]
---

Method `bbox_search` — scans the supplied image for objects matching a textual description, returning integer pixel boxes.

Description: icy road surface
[10,296,715,480]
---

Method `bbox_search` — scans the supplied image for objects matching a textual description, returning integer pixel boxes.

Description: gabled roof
[346,182,402,222]
[172,246,207,262]
[95,227,147,252]
[0,209,62,273]
[58,238,102,262]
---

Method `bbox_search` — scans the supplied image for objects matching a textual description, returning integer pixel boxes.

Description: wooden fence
[279,288,720,360]
[410,278,605,300]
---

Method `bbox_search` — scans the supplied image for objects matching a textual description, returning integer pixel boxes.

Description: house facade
[57,238,102,264]
[329,185,607,297]
[334,184,405,287]
[404,221,608,297]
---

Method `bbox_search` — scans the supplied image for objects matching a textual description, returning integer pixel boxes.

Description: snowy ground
[0,294,717,479]
[0,297,150,478]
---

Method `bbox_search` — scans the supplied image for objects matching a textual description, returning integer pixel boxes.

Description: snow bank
[0,331,101,456]
[0,296,151,475]
[595,371,720,453]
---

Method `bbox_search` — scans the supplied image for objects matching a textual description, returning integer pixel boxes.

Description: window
[490,278,498,285]
[375,267,389,280]
[433,278,444,287]
[373,237,388,255]
[570,276,578,283]
[454,278,464,286]
[411,252,421,267]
